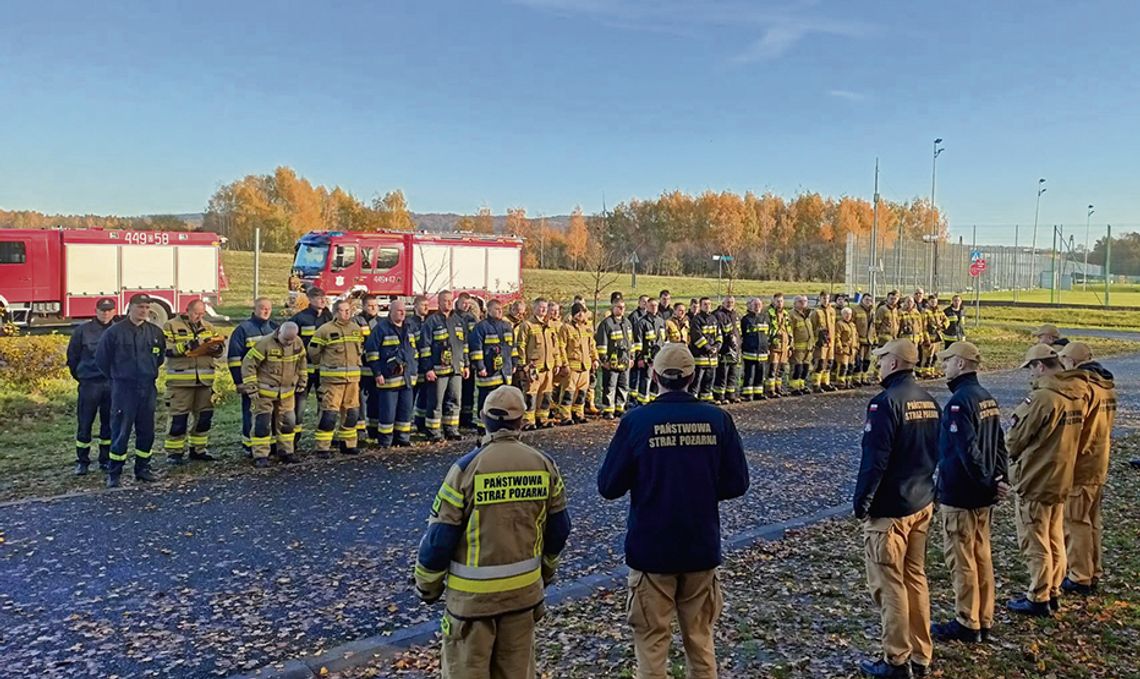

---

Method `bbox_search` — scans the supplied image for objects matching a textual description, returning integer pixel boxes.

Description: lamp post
[1084,204,1094,291]
[1029,178,1046,290]
[928,138,944,291]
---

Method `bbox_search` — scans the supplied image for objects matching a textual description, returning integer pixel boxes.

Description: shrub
[0,334,71,392]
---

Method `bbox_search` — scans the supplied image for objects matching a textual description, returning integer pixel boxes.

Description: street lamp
[928,138,944,291]
[1029,178,1046,290]
[712,254,732,295]
[1084,204,1094,291]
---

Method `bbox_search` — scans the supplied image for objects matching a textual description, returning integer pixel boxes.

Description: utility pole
[1030,178,1046,289]
[1013,224,1020,302]
[928,138,944,291]
[1050,225,1059,304]
[1105,224,1112,306]
[1084,205,1094,291]
[253,226,261,300]
[869,158,880,302]
[972,224,980,328]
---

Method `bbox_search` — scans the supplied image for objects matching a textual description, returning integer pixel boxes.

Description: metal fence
[844,233,1103,297]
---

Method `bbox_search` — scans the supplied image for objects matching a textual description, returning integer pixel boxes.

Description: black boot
[188,448,217,462]
[910,661,930,677]
[858,658,912,678]
[106,460,124,488]
[1049,596,1060,612]
[253,457,270,469]
[74,461,90,476]
[134,458,157,482]
[1007,597,1051,617]
[931,619,981,643]
[167,453,185,466]
[98,445,111,471]
[342,446,360,455]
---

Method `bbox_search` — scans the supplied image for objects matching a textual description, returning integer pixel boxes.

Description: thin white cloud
[828,88,869,102]
[513,0,876,62]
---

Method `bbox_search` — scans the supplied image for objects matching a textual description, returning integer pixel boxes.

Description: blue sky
[2,0,1137,241]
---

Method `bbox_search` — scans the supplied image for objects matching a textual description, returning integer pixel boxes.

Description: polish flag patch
[869,404,879,412]
[950,405,960,412]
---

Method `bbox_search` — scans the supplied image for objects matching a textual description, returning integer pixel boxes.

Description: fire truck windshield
[293,243,329,276]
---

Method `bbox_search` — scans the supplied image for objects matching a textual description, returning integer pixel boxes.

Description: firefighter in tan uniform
[873,290,900,347]
[809,291,837,392]
[240,322,307,467]
[852,293,875,385]
[788,296,814,396]
[413,386,571,679]
[766,294,790,397]
[546,302,570,414]
[897,297,923,350]
[1005,344,1088,617]
[515,298,561,429]
[556,302,597,424]
[1058,342,1117,595]
[834,307,857,388]
[162,300,224,464]
[308,299,366,457]
[664,303,689,344]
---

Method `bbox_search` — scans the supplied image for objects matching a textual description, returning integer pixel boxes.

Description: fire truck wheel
[148,302,170,328]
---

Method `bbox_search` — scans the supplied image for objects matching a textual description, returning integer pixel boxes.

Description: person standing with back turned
[853,338,940,678]
[598,343,749,679]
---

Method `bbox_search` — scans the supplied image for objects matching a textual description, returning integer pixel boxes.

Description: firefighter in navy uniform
[413,385,571,679]
[712,296,742,404]
[353,294,383,445]
[457,292,481,428]
[66,296,117,474]
[420,290,470,442]
[289,287,332,449]
[162,299,224,464]
[227,297,279,455]
[365,301,419,448]
[739,297,769,400]
[468,299,516,434]
[688,297,721,402]
[407,294,431,432]
[930,341,1010,644]
[943,295,966,348]
[631,298,666,407]
[95,294,166,488]
[308,299,366,457]
[598,343,749,678]
[240,322,307,467]
[854,338,940,678]
[596,297,638,418]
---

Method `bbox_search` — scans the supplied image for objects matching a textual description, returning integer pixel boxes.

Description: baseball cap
[1018,343,1058,369]
[872,338,919,364]
[1058,341,1093,365]
[936,341,982,363]
[95,297,116,312]
[1032,323,1061,337]
[652,342,696,378]
[127,293,153,307]
[481,385,526,421]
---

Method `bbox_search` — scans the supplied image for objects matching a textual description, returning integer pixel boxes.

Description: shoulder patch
[868,403,878,412]
[950,405,960,412]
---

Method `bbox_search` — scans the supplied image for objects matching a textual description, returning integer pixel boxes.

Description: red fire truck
[0,228,224,326]
[291,230,523,308]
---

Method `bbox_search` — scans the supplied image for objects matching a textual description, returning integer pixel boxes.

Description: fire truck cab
[291,230,523,309]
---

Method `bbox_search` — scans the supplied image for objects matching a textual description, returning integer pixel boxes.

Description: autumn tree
[372,190,415,231]
[474,207,494,234]
[565,206,589,270]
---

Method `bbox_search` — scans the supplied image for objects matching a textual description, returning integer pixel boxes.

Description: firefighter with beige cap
[1005,343,1088,617]
[1032,323,1069,350]
[1057,341,1117,595]
[929,341,1009,645]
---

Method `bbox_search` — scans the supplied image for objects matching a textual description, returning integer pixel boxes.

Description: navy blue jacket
[854,370,939,519]
[227,314,280,380]
[937,373,1009,509]
[598,390,749,573]
[95,319,165,383]
[365,318,418,388]
[67,318,114,381]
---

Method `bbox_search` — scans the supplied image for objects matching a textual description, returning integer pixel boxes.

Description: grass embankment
[354,443,1140,679]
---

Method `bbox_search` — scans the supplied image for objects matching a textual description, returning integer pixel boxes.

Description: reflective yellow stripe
[446,566,542,594]
[247,348,265,361]
[466,509,480,567]
[415,563,446,583]
[438,482,464,508]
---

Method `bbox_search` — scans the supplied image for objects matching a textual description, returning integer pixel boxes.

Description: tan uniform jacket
[547,319,567,368]
[835,319,857,358]
[163,316,222,387]
[414,430,568,618]
[809,305,836,348]
[308,318,365,384]
[241,333,308,399]
[790,310,815,350]
[852,304,874,346]
[873,304,898,344]
[517,315,560,371]
[559,321,596,372]
[1070,366,1117,486]
[1006,371,1089,504]
[665,316,689,344]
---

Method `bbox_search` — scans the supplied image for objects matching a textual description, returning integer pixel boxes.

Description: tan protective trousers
[1015,496,1066,602]
[863,504,933,668]
[627,568,723,679]
[1065,484,1104,586]
[441,605,543,679]
[940,505,995,630]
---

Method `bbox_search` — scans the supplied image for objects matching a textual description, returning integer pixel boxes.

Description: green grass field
[979,285,1140,307]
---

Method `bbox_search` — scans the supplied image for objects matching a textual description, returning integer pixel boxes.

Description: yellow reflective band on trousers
[473,471,550,505]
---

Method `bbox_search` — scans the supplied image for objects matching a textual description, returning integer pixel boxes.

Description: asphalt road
[2,354,1137,678]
